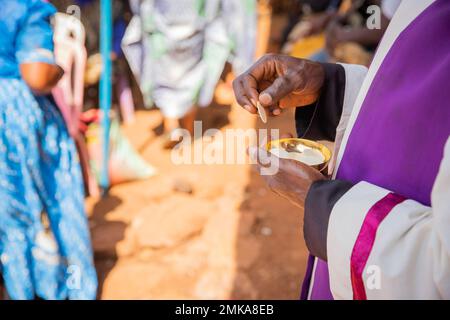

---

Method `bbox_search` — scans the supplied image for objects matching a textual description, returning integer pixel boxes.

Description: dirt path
[87,102,309,300]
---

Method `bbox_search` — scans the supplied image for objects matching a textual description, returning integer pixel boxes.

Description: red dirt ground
[87,104,310,300]
[86,13,310,300]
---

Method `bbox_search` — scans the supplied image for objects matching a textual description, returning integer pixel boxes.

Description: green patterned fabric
[123,0,256,118]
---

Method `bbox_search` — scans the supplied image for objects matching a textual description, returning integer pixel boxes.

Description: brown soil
[87,104,309,300]
[87,11,308,300]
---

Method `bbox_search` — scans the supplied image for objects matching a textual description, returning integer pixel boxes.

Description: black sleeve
[303,179,354,261]
[295,63,346,141]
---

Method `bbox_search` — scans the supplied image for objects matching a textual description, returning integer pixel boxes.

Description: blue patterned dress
[0,0,97,299]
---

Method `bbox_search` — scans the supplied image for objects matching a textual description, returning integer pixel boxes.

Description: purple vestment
[304,0,450,299]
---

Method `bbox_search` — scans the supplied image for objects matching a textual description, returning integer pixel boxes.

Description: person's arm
[325,11,390,53]
[15,0,62,95]
[304,137,450,299]
[20,62,63,95]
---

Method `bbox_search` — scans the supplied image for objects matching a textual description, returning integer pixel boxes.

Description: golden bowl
[266,138,332,172]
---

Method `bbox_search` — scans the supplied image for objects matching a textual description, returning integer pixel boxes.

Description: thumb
[259,76,295,108]
[248,146,275,168]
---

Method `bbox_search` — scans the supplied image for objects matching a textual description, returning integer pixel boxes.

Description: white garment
[326,0,450,299]
[328,138,450,299]
[382,0,402,19]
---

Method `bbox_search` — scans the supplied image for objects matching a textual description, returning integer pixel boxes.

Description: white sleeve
[327,137,450,299]
[382,0,402,20]
[328,64,368,174]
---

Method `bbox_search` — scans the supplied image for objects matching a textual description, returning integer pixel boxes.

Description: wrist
[303,179,354,261]
[291,59,325,106]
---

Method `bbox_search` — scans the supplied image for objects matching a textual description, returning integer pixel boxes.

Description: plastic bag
[86,115,157,185]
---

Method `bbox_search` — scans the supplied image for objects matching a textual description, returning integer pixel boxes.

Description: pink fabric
[52,39,86,136]
[350,192,407,300]
[117,75,135,124]
[51,15,100,197]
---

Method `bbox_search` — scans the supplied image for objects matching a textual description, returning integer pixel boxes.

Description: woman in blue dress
[0,0,97,299]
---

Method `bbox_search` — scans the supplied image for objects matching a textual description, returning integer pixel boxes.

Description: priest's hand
[233,54,325,116]
[248,146,325,208]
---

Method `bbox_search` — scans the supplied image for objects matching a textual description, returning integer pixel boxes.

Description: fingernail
[273,109,281,116]
[259,93,272,105]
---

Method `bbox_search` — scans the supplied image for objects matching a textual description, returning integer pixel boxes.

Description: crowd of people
[0,0,449,300]
[0,0,258,300]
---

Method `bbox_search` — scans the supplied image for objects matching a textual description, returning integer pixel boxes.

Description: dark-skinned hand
[248,143,325,209]
[233,54,325,117]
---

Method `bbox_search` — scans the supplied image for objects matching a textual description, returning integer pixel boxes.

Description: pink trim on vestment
[350,192,407,300]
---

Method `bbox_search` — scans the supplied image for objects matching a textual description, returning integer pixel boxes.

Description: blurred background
[48,0,399,299]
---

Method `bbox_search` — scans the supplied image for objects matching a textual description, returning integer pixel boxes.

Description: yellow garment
[333,42,373,67]
[290,33,325,59]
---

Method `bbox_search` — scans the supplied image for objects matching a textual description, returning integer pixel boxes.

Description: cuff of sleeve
[303,179,354,261]
[326,181,395,299]
[295,63,346,141]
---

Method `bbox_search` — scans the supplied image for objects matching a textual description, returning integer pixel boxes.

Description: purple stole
[304,0,450,300]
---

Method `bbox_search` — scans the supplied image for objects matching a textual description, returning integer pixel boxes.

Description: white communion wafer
[256,101,267,124]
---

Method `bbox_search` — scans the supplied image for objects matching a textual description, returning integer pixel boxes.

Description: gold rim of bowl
[266,138,332,171]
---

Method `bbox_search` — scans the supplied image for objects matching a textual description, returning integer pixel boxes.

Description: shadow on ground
[90,195,126,298]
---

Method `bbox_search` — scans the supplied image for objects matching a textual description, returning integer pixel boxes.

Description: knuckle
[260,53,277,63]
[237,95,249,106]
[236,97,245,105]
[242,76,254,90]
[279,75,290,86]
[296,59,306,69]
[286,71,302,89]
[273,77,290,94]
[242,74,252,83]
[285,77,297,91]
[232,75,243,87]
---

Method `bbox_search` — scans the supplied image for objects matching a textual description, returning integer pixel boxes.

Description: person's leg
[164,106,197,134]
[34,97,98,299]
[162,106,197,149]
[0,82,50,300]
[179,106,197,135]
[164,117,181,134]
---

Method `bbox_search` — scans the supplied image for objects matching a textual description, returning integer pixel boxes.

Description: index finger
[233,76,258,114]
